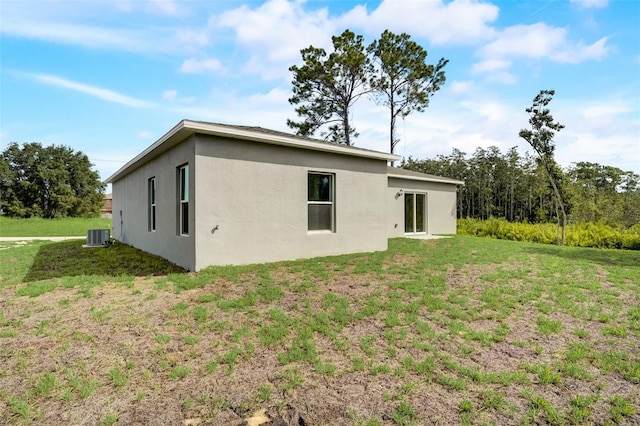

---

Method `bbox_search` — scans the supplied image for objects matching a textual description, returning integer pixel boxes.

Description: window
[178,164,189,236]
[308,172,334,231]
[404,192,426,233]
[148,177,156,232]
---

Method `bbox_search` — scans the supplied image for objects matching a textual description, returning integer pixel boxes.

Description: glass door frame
[404,192,427,234]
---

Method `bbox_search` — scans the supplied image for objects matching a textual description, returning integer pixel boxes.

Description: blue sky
[1,0,639,187]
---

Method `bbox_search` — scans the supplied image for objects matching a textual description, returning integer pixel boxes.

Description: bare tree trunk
[389,107,396,165]
[548,176,567,245]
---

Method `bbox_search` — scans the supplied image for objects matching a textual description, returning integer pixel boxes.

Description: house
[106,120,463,271]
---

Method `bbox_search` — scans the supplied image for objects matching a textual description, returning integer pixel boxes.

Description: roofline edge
[387,172,465,186]
[106,120,401,183]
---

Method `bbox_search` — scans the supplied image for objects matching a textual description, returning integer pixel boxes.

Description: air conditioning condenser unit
[86,229,110,246]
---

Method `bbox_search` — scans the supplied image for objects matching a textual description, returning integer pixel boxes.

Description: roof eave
[106,120,401,183]
[183,120,400,161]
[387,173,465,186]
[106,120,190,183]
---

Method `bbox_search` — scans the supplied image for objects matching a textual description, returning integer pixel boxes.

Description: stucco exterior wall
[111,137,196,270]
[193,135,389,269]
[387,176,458,237]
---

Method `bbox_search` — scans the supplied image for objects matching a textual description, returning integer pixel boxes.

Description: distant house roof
[106,120,401,183]
[387,167,464,185]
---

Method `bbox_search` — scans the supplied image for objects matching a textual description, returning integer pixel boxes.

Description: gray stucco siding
[108,121,462,271]
[193,135,389,269]
[112,136,196,270]
[387,176,458,236]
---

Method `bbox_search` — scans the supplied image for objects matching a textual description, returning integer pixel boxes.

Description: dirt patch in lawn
[1,243,639,426]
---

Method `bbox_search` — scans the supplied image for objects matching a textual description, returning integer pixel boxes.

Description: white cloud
[217,0,335,67]
[146,0,180,16]
[0,1,204,54]
[550,96,640,171]
[467,101,509,122]
[356,91,638,174]
[472,58,511,73]
[214,0,498,81]
[480,23,608,63]
[162,89,195,103]
[449,81,473,95]
[27,73,155,108]
[472,22,609,81]
[581,102,633,120]
[349,0,499,46]
[167,87,294,128]
[1,20,150,53]
[176,29,209,47]
[558,131,639,172]
[570,0,609,9]
[179,57,223,73]
[0,18,206,56]
[113,1,133,12]
[137,131,154,139]
[550,37,608,64]
[488,72,517,85]
[162,90,178,101]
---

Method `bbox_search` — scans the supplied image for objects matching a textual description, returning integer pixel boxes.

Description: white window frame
[308,172,335,233]
[404,192,427,234]
[148,177,156,232]
[178,164,189,236]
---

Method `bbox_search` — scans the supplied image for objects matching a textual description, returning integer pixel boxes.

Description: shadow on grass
[524,243,640,268]
[24,240,187,282]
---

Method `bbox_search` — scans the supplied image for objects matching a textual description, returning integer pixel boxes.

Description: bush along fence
[457,218,640,250]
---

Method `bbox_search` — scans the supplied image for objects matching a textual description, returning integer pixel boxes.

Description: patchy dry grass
[0,236,638,425]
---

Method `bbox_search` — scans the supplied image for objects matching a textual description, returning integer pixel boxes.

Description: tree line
[402,147,640,229]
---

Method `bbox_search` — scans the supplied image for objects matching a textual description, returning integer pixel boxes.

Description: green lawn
[0,236,638,425]
[0,217,111,237]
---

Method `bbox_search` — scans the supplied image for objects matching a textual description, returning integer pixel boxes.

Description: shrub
[457,218,639,250]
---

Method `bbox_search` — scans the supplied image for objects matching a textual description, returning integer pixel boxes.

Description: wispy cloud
[179,58,223,74]
[1,1,204,55]
[1,19,152,53]
[27,73,155,108]
[570,0,609,9]
[146,0,181,16]
[473,22,609,82]
[163,90,179,101]
[162,89,195,103]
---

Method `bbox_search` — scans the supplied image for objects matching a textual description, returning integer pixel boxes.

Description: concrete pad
[403,234,452,240]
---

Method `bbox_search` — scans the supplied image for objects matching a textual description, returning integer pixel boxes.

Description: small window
[308,172,334,231]
[148,177,156,232]
[178,165,189,236]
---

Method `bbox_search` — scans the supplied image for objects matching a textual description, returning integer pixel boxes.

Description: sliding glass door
[404,193,427,234]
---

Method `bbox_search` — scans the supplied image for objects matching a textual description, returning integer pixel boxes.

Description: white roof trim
[106,120,401,183]
[184,120,400,160]
[387,172,464,185]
